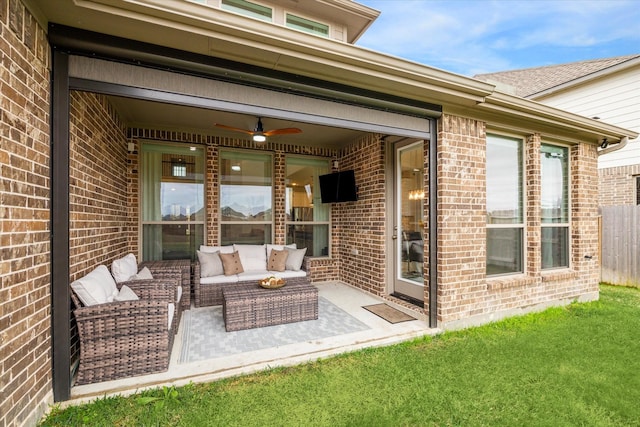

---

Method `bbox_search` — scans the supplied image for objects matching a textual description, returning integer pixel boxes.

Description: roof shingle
[474,54,640,98]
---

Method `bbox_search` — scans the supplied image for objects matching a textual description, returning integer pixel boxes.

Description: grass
[41,285,640,426]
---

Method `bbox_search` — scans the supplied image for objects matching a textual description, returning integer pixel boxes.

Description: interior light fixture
[252,133,266,143]
[408,189,424,200]
[231,165,241,171]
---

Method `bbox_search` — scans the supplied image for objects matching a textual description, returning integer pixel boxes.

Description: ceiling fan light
[252,133,266,142]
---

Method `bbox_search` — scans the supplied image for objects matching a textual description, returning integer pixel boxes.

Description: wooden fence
[600,205,640,287]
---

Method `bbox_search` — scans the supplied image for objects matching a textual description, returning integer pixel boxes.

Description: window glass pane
[286,14,329,37]
[487,228,523,275]
[286,157,330,222]
[220,151,272,222]
[541,144,569,223]
[141,143,205,262]
[486,134,523,224]
[143,224,204,261]
[542,227,569,269]
[142,145,205,222]
[222,0,272,21]
[220,224,271,246]
[287,224,329,257]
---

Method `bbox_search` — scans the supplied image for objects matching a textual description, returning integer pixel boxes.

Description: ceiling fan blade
[214,123,255,135]
[264,128,303,136]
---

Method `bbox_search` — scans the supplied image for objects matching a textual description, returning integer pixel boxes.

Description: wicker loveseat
[70,265,181,385]
[194,244,308,307]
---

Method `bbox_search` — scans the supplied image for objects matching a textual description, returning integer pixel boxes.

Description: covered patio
[68,281,435,404]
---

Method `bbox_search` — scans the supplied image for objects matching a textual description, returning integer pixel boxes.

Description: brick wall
[599,164,640,206]
[334,133,387,295]
[436,115,487,323]
[68,91,130,381]
[0,1,51,426]
[69,92,130,280]
[437,114,600,328]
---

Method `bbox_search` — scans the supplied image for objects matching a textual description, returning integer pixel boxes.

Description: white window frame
[486,133,526,277]
[284,11,330,38]
[540,142,571,270]
[221,0,273,22]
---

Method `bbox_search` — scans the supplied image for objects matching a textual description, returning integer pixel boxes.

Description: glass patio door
[393,140,425,302]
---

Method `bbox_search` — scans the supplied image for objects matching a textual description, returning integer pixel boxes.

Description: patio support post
[51,49,71,402]
[428,120,438,328]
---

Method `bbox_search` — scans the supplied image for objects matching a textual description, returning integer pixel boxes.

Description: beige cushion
[111,253,138,283]
[114,284,139,301]
[234,244,267,271]
[220,251,244,275]
[70,265,118,306]
[197,250,224,277]
[285,247,307,271]
[267,249,288,272]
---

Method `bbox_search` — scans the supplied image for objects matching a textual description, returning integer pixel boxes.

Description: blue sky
[356,0,640,77]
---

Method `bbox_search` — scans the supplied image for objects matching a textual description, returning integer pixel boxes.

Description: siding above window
[286,13,329,37]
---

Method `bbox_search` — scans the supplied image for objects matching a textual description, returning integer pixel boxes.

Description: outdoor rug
[362,303,416,324]
[179,297,370,363]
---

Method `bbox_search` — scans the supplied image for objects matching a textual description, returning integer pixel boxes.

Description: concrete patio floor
[67,281,439,406]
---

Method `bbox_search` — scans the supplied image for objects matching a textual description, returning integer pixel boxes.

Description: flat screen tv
[319,170,358,203]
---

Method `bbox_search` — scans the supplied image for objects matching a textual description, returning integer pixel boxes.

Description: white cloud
[357,0,640,75]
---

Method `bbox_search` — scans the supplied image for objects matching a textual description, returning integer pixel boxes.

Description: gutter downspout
[598,136,630,156]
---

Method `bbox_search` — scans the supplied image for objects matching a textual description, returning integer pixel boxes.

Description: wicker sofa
[194,243,308,307]
[70,264,182,385]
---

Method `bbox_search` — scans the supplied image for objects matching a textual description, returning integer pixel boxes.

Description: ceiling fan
[214,117,302,142]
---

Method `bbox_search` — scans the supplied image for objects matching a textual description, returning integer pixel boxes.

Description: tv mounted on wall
[319,170,358,203]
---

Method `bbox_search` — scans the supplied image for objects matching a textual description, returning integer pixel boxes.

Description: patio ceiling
[106,95,371,149]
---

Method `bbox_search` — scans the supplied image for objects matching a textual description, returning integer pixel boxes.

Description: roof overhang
[28,0,638,145]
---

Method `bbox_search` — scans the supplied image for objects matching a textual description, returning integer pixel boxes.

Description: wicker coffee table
[222,277,318,332]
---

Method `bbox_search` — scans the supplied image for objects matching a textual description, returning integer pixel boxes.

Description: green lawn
[41,285,640,426]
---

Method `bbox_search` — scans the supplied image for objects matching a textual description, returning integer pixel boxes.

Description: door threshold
[390,293,424,308]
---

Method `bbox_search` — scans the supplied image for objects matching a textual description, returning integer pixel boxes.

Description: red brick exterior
[69,92,130,280]
[0,1,51,425]
[599,164,640,206]
[436,115,600,328]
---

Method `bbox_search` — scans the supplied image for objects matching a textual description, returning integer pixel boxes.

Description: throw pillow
[133,266,153,280]
[114,285,139,301]
[70,265,118,306]
[111,253,138,283]
[197,250,224,277]
[268,249,288,272]
[285,247,307,271]
[266,243,296,256]
[219,251,244,276]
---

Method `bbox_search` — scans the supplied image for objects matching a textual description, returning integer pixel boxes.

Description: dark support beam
[428,120,438,328]
[51,50,71,402]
